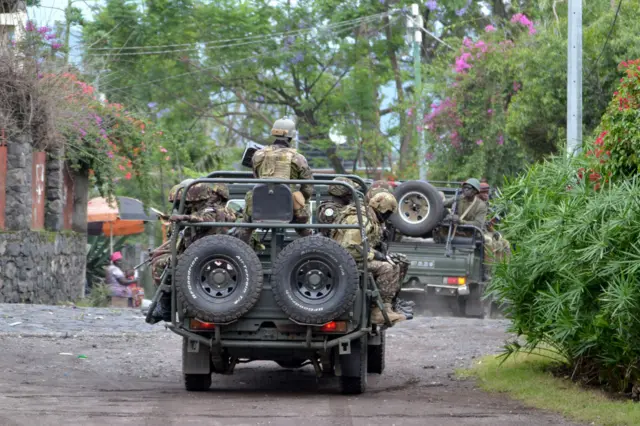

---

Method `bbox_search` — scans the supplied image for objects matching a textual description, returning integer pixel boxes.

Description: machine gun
[444,188,460,258]
[241,142,265,168]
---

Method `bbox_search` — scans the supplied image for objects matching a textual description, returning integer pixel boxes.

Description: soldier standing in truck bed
[443,178,488,230]
[238,117,314,244]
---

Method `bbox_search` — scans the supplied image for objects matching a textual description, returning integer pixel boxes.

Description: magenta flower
[497,135,504,146]
[407,108,413,116]
[25,21,35,32]
[160,147,168,153]
[107,151,114,158]
[476,139,483,146]
[487,109,493,115]
[51,42,62,50]
[44,34,56,40]
[416,125,423,132]
[485,25,496,32]
[511,13,536,35]
[425,152,435,161]
[513,81,521,92]
[79,128,87,137]
[37,26,50,34]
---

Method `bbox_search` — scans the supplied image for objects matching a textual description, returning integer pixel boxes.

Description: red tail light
[320,321,347,332]
[190,319,216,330]
[445,277,466,285]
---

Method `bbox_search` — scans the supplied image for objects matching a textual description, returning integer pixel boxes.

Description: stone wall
[0,231,86,304]
[5,133,33,231]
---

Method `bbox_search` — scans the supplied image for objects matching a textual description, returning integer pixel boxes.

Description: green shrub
[489,156,640,393]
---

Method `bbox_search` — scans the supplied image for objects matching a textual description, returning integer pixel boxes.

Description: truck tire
[176,235,263,323]
[391,180,444,237]
[367,331,385,374]
[184,374,211,391]
[339,336,368,394]
[271,236,358,324]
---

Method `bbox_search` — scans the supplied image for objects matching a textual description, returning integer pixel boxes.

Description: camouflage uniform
[317,177,358,237]
[179,183,236,248]
[366,180,395,202]
[239,118,314,243]
[332,192,405,324]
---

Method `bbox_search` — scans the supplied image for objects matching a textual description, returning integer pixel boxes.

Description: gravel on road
[0,304,581,425]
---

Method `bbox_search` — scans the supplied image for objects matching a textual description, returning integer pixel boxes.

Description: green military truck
[147,172,393,395]
[387,180,493,318]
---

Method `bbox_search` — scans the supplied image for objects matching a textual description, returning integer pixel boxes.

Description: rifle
[444,188,460,258]
[241,142,265,168]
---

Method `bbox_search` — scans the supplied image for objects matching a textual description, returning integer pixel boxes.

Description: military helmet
[184,183,214,202]
[328,177,357,198]
[463,178,481,192]
[168,179,194,202]
[271,117,297,140]
[211,183,229,201]
[368,191,398,215]
[366,180,394,201]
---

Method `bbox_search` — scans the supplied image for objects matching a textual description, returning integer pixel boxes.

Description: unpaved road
[0,305,580,425]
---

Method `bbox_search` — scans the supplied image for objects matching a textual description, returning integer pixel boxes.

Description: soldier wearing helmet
[332,191,407,325]
[317,177,359,236]
[238,117,314,244]
[442,178,488,229]
[366,180,395,203]
[170,182,236,248]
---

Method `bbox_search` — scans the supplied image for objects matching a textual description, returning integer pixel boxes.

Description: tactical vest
[256,146,296,179]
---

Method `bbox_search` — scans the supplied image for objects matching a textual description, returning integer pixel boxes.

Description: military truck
[387,180,492,318]
[146,172,393,395]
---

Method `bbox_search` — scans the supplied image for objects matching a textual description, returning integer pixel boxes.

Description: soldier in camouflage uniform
[332,191,406,325]
[148,182,235,323]
[238,117,314,244]
[366,180,395,202]
[317,177,358,237]
[170,183,236,247]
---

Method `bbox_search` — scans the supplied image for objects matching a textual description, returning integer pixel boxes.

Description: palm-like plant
[489,156,640,392]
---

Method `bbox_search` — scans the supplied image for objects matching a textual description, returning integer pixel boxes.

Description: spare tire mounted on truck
[390,180,444,237]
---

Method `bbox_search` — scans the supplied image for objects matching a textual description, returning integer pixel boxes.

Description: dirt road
[0,305,579,425]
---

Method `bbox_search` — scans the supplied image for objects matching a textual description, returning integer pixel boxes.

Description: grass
[459,352,640,426]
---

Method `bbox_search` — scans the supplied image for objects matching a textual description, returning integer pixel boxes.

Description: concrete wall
[0,230,85,303]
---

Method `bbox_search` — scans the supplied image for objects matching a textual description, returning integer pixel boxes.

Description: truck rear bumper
[425,284,470,296]
[167,323,370,351]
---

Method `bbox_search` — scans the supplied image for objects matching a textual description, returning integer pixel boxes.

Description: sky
[27,0,98,63]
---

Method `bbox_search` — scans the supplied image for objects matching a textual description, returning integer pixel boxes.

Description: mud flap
[182,337,211,375]
[464,284,485,318]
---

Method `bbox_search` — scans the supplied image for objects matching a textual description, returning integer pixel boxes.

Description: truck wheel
[271,236,358,324]
[339,336,368,394]
[176,235,263,323]
[391,180,444,237]
[367,331,385,374]
[184,374,211,391]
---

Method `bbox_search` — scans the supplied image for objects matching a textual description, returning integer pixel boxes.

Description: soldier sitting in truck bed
[332,191,406,325]
[317,177,359,237]
[442,178,487,230]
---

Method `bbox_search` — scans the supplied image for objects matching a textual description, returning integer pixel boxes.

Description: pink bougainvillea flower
[485,25,496,32]
[407,108,413,116]
[497,135,504,145]
[107,151,114,158]
[119,165,125,171]
[160,147,168,153]
[165,156,171,161]
[51,42,62,50]
[476,139,483,146]
[416,125,423,132]
[125,172,132,180]
[425,152,435,161]
[487,109,493,114]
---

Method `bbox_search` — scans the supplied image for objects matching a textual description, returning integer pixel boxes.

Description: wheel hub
[305,269,324,289]
[201,259,238,299]
[293,260,335,302]
[399,191,431,224]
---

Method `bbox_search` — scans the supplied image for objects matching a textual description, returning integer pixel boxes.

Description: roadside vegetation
[461,353,640,426]
[488,60,640,397]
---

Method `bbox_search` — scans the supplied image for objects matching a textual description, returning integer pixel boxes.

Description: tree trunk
[71,169,89,233]
[384,14,411,176]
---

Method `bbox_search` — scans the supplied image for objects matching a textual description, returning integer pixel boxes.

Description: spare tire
[176,235,263,323]
[390,180,444,237]
[271,236,359,324]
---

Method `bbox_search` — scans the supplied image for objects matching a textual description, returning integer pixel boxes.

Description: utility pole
[567,0,582,156]
[410,4,427,180]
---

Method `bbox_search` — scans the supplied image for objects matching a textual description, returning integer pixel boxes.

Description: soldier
[238,117,314,244]
[148,182,235,323]
[170,183,236,247]
[478,181,490,202]
[332,191,406,325]
[443,178,488,230]
[317,177,358,237]
[366,183,414,317]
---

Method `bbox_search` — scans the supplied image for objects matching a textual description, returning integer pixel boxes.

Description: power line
[593,0,623,71]
[87,11,396,52]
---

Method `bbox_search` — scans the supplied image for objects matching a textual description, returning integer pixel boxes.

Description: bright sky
[27,0,99,63]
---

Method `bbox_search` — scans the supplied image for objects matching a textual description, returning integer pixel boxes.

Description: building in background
[0,1,27,47]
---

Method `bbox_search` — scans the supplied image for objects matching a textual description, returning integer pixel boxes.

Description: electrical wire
[592,0,624,71]
[87,11,396,52]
